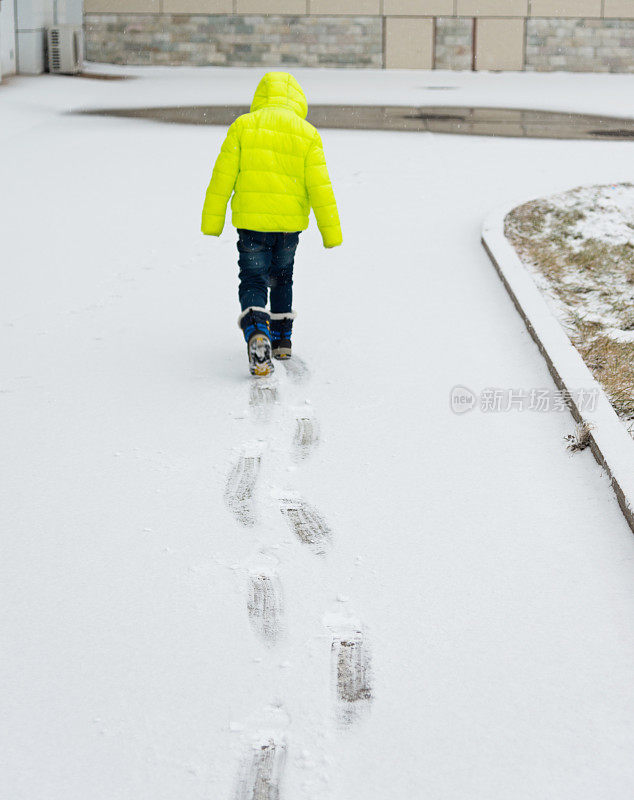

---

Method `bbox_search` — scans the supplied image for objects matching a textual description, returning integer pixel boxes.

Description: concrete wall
[83,1,634,72]
[0,0,18,76]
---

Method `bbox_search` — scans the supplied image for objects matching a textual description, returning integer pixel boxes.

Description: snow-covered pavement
[2,68,634,799]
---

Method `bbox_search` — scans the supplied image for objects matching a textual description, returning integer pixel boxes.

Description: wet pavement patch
[76,72,132,81]
[77,104,634,140]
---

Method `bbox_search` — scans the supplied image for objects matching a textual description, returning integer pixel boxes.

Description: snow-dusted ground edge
[78,62,634,119]
[482,202,634,535]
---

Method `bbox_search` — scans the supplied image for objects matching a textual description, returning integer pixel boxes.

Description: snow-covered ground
[5,63,634,126]
[3,67,634,799]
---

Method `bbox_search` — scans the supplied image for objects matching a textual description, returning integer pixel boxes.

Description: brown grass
[564,421,594,452]
[505,186,634,426]
[573,329,634,417]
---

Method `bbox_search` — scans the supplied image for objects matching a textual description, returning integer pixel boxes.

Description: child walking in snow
[201,71,342,377]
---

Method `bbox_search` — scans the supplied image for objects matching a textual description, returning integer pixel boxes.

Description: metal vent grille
[50,29,61,72]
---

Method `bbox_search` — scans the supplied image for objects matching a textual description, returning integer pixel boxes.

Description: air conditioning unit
[47,26,83,75]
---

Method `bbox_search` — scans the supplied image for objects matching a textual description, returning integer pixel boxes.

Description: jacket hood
[250,72,308,119]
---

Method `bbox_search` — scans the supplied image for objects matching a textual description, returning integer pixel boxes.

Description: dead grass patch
[505,183,634,430]
[564,421,594,452]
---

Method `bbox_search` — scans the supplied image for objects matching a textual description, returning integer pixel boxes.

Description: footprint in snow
[281,355,310,385]
[292,414,320,461]
[249,378,279,412]
[247,571,284,647]
[224,444,263,527]
[278,494,332,555]
[326,615,373,726]
[234,735,287,800]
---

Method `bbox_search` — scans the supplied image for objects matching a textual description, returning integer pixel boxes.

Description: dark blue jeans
[237,229,300,313]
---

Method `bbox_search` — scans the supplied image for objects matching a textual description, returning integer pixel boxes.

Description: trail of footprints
[225,357,372,797]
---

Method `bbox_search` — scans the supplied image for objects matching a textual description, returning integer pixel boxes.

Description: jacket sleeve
[201,120,241,236]
[305,131,342,249]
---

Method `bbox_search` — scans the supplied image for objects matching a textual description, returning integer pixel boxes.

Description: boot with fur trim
[270,311,296,360]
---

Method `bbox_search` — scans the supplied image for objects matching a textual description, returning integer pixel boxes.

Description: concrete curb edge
[482,201,634,536]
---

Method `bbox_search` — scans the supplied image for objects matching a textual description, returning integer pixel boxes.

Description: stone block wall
[526,18,634,73]
[83,2,634,72]
[434,17,473,71]
[84,14,382,67]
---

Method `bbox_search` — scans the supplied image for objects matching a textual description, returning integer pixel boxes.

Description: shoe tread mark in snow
[235,737,286,800]
[281,356,309,384]
[250,379,279,408]
[279,496,331,555]
[293,416,319,460]
[247,573,284,647]
[332,631,373,725]
[225,451,261,527]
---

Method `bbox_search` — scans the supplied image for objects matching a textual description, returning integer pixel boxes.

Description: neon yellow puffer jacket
[201,72,342,248]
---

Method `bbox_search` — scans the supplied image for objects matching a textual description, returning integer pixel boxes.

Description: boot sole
[251,363,274,377]
[248,332,274,377]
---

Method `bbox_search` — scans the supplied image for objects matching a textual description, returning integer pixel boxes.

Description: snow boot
[238,307,274,377]
[270,311,296,360]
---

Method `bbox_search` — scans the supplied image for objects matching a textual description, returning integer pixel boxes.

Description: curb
[482,201,634,536]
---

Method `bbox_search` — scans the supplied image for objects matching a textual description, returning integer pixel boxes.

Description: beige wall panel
[383,0,453,15]
[84,0,160,11]
[385,17,434,68]
[236,0,307,12]
[604,0,634,18]
[310,0,380,12]
[163,0,232,11]
[457,0,527,15]
[530,0,601,16]
[475,17,524,70]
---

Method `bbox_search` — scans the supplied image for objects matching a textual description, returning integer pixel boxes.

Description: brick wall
[83,1,634,72]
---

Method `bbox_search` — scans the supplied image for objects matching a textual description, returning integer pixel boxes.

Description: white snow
[5,61,634,119]
[607,327,634,344]
[543,183,634,250]
[2,67,634,800]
